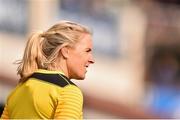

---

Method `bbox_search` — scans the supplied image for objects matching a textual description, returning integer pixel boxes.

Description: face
[67,34,95,80]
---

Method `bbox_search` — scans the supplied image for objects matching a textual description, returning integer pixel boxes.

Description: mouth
[85,64,89,68]
[85,65,89,72]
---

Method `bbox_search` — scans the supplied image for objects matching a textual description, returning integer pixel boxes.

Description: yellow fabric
[1,70,83,119]
[35,69,65,75]
[1,104,9,119]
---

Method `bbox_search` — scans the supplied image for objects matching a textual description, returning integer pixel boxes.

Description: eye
[86,48,91,52]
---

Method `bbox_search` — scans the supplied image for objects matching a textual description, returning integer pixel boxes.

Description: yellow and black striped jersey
[1,69,83,119]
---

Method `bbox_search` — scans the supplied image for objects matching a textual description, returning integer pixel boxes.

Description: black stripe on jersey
[29,73,76,87]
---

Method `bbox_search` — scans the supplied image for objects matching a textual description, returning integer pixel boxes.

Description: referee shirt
[1,69,83,119]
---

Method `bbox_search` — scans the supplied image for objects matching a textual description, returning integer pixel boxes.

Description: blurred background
[1,0,180,119]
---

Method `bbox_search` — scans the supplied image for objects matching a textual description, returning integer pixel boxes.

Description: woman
[1,20,95,119]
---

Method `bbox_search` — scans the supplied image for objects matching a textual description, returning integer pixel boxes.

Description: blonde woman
[1,20,95,119]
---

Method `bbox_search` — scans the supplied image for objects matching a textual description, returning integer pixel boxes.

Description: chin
[70,72,86,80]
[74,74,85,80]
[76,76,85,80]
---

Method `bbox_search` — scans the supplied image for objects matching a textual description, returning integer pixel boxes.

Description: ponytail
[17,31,46,82]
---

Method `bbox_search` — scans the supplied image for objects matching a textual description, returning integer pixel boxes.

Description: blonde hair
[17,20,91,82]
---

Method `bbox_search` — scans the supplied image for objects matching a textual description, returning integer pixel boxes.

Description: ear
[60,46,69,59]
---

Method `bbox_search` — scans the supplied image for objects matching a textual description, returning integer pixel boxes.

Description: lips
[85,66,88,73]
[85,64,89,68]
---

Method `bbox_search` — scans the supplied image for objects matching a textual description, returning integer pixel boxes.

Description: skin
[60,33,95,80]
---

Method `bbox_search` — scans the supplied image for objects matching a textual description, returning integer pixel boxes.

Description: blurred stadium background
[1,0,180,119]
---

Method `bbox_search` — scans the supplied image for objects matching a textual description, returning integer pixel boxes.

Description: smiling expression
[66,34,95,80]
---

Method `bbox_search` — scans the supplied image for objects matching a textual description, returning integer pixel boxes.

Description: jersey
[1,69,83,119]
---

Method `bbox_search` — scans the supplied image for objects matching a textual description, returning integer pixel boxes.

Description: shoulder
[63,85,83,96]
[6,83,23,102]
[61,85,83,102]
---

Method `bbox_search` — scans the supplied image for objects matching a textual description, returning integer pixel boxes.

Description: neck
[48,58,69,78]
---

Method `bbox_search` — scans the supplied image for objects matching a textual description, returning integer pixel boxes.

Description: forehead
[76,34,92,47]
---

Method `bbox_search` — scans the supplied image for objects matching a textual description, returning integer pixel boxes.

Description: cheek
[68,60,86,79]
[71,52,87,64]
[77,57,89,74]
[73,57,86,69]
[67,53,87,76]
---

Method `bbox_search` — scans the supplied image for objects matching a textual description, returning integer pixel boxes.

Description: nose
[89,55,95,64]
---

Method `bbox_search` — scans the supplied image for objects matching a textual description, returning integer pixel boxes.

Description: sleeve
[54,85,83,119]
[1,104,9,119]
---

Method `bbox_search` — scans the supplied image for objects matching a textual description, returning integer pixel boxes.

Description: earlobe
[60,47,69,59]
